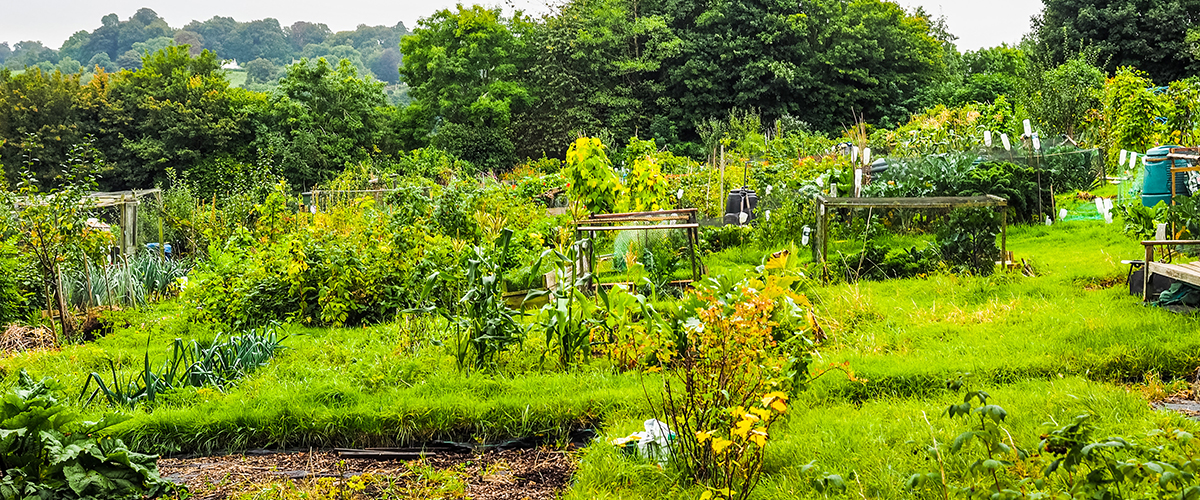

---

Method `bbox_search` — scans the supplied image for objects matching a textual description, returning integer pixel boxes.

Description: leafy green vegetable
[1,370,177,499]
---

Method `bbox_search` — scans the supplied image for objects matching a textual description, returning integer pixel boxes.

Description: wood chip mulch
[158,447,577,500]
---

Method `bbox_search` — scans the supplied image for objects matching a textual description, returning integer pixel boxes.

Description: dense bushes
[182,172,560,328]
[0,239,28,324]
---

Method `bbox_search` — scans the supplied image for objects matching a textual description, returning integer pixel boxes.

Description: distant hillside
[0,9,407,84]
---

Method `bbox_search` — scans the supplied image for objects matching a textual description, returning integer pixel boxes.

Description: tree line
[0,8,407,85]
[2,0,1198,193]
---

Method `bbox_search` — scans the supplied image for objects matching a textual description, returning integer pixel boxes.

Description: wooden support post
[817,198,829,264]
[999,207,1007,270]
[1144,244,1154,302]
[121,198,138,256]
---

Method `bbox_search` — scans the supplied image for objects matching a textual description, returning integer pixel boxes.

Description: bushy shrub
[937,208,1000,276]
[0,239,28,324]
[184,199,459,328]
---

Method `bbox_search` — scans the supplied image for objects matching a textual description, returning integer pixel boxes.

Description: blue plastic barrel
[1142,145,1190,196]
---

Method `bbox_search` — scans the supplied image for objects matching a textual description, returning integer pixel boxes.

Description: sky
[0,0,1043,53]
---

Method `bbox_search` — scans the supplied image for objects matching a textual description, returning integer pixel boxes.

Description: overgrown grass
[1,218,1198,500]
[572,377,1196,500]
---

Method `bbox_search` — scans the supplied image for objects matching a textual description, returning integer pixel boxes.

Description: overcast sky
[1,0,1043,53]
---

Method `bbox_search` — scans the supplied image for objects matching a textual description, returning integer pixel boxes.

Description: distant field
[225,69,247,87]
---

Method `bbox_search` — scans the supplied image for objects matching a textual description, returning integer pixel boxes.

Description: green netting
[1060,201,1105,221]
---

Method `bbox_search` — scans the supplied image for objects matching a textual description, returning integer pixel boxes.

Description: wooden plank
[815,194,1006,209]
[589,208,697,219]
[1140,240,1200,246]
[598,279,694,288]
[1146,262,1200,287]
[576,224,699,232]
[581,215,692,224]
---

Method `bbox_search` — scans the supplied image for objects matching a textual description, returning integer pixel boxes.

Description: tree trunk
[53,262,74,341]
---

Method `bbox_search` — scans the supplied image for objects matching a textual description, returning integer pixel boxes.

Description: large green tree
[102,46,253,189]
[516,0,680,157]
[400,5,531,171]
[653,0,944,135]
[1030,0,1200,84]
[1022,54,1105,140]
[0,68,102,186]
[250,57,402,189]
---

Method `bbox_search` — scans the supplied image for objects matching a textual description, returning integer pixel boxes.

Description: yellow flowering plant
[649,270,825,500]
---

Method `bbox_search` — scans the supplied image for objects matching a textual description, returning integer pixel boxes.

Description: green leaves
[1,370,176,499]
[81,327,286,409]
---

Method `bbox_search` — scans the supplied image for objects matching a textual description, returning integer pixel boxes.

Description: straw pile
[1,324,59,354]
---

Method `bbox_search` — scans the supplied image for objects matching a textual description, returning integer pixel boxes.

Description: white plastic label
[863,147,871,165]
[1001,134,1011,151]
[1059,208,1068,219]
[984,131,992,147]
[851,146,858,162]
[1023,119,1032,136]
[1119,149,1127,164]
[854,168,863,197]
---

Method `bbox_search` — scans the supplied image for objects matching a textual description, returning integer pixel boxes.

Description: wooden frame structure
[813,194,1009,265]
[1140,240,1200,302]
[574,208,703,291]
[1167,147,1200,204]
[16,189,161,256]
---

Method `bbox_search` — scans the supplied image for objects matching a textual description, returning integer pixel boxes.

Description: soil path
[159,448,577,499]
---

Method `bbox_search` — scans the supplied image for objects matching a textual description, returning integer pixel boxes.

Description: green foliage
[1030,0,1200,84]
[400,4,529,171]
[655,272,819,499]
[253,57,400,190]
[12,142,101,339]
[657,0,945,134]
[1,370,176,499]
[81,326,286,409]
[937,208,1000,276]
[525,239,602,371]
[62,253,189,310]
[564,137,622,214]
[0,68,99,187]
[1022,54,1105,140]
[105,46,254,190]
[1165,78,1200,147]
[184,196,448,328]
[413,229,525,374]
[618,137,672,213]
[1101,67,1169,169]
[0,238,29,324]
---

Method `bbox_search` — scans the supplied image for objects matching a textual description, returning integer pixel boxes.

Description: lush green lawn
[2,218,1198,498]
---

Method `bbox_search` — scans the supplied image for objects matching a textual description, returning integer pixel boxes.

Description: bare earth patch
[159,448,577,500]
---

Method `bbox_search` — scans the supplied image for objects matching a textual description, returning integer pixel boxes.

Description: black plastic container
[723,187,758,225]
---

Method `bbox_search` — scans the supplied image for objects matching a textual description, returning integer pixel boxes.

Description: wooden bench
[1141,240,1200,301]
